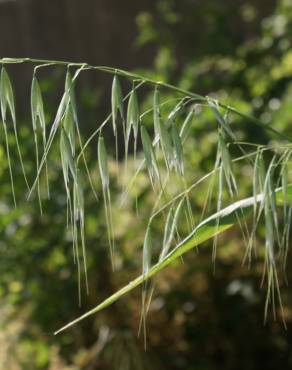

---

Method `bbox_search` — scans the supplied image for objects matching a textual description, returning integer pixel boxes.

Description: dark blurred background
[1,0,292,369]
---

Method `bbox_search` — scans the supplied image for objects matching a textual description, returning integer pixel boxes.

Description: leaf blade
[54,184,292,334]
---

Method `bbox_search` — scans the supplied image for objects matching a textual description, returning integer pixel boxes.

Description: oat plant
[0,57,291,337]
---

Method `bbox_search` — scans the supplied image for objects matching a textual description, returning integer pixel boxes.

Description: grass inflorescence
[0,57,291,336]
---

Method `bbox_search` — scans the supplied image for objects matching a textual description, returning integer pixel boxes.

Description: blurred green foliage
[1,1,292,369]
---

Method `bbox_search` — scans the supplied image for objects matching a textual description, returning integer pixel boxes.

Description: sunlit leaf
[54,184,292,334]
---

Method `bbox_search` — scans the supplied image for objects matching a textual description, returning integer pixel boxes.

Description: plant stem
[1,57,291,142]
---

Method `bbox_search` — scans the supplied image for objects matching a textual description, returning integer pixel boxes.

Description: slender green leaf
[54,184,292,334]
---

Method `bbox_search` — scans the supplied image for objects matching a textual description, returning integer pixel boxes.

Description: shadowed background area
[1,1,292,369]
